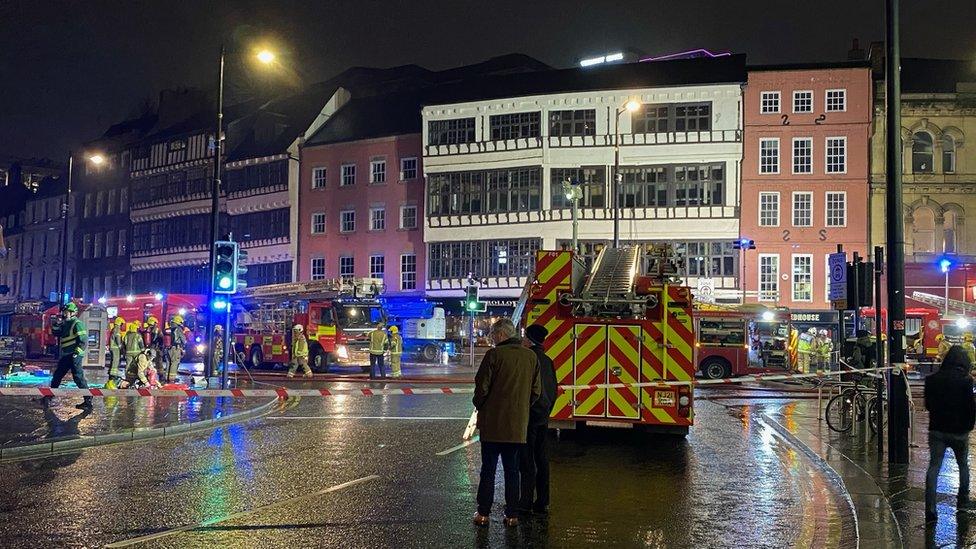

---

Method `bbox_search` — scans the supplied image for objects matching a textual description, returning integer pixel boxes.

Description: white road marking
[269,415,469,421]
[436,435,479,456]
[105,475,379,547]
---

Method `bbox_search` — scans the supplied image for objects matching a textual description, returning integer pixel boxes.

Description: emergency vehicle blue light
[212,299,228,311]
[154,292,164,301]
[939,258,953,273]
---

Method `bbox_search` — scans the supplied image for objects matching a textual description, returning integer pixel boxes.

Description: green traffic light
[218,276,232,289]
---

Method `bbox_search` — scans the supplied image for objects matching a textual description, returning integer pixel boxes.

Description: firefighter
[936,333,952,362]
[368,322,389,379]
[123,321,145,372]
[107,316,126,387]
[145,317,165,375]
[212,324,224,376]
[389,325,403,378]
[46,302,92,409]
[817,329,833,370]
[797,328,814,372]
[288,324,312,378]
[963,333,976,366]
[166,315,187,383]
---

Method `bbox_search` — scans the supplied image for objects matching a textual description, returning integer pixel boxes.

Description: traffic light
[463,283,486,313]
[236,247,248,292]
[733,238,756,250]
[213,241,239,294]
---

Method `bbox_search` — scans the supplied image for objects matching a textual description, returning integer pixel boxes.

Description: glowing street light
[88,154,106,165]
[256,49,276,64]
[625,99,641,113]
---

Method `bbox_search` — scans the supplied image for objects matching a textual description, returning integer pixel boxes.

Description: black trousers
[519,423,550,510]
[369,353,385,378]
[477,441,521,517]
[51,353,91,402]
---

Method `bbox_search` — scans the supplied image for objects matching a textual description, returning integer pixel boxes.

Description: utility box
[79,305,109,369]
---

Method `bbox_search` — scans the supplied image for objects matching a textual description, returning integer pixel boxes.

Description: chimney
[847,38,865,61]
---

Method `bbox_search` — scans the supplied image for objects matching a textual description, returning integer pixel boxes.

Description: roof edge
[747,60,874,72]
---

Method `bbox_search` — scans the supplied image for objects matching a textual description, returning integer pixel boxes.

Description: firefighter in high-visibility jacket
[212,324,224,376]
[107,316,126,386]
[145,317,165,375]
[47,302,92,409]
[368,322,389,379]
[963,333,976,367]
[166,315,187,382]
[389,325,403,378]
[288,324,312,378]
[797,328,815,372]
[936,333,952,362]
[123,321,145,375]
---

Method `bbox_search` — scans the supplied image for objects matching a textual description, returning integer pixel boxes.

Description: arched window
[912,132,934,173]
[942,135,956,173]
[944,210,958,253]
[913,206,936,253]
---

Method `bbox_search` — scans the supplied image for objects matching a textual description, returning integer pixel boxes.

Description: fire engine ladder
[511,275,533,328]
[910,291,976,317]
[582,246,640,302]
[235,278,383,301]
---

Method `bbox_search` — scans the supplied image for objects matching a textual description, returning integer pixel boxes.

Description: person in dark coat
[519,323,557,515]
[472,318,541,528]
[925,345,976,523]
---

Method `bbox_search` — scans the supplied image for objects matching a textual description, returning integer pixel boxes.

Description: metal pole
[206,45,226,380]
[945,268,950,317]
[613,108,621,248]
[58,154,73,306]
[468,310,475,368]
[874,246,885,458]
[885,0,910,464]
[221,304,231,389]
[836,244,845,367]
[852,252,861,333]
[742,248,747,303]
[571,194,579,254]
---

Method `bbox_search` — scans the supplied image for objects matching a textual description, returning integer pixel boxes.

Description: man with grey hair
[472,318,541,527]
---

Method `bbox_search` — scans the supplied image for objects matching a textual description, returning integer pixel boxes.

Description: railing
[424,130,742,156]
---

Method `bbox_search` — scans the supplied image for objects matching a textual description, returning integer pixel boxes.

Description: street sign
[696,278,715,303]
[828,252,847,301]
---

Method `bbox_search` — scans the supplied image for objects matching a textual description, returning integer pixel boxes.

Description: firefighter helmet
[114,317,126,326]
[293,324,304,332]
[807,327,817,335]
[966,333,974,342]
[146,316,158,326]
[936,333,945,341]
[172,315,184,325]
[389,325,399,334]
[214,324,223,332]
[127,322,139,333]
[64,302,78,313]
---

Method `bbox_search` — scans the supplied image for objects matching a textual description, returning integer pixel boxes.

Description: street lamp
[939,256,953,316]
[563,179,583,254]
[58,152,105,306]
[612,99,641,247]
[733,238,756,303]
[255,49,276,64]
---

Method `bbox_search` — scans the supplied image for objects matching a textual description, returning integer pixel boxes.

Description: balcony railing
[424,130,742,156]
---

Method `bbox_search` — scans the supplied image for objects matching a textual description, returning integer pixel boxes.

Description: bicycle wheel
[826,389,858,433]
[868,396,887,433]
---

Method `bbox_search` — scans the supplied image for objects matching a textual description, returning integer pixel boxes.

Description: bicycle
[825,375,887,433]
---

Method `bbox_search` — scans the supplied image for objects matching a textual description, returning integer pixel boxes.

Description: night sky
[2,0,974,161]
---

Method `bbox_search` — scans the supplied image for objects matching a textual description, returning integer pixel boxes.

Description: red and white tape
[0,366,893,399]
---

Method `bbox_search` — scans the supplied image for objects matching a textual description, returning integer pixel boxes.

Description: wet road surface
[0,387,855,548]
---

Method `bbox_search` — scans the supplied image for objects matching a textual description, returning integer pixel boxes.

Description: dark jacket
[473,337,541,443]
[529,345,557,426]
[925,347,976,434]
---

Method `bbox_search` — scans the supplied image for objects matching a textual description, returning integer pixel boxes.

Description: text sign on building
[696,278,715,303]
[828,252,847,302]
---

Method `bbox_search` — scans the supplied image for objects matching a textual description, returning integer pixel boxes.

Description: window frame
[312,167,327,189]
[825,191,847,227]
[427,118,476,146]
[369,207,386,231]
[942,136,956,174]
[759,138,780,174]
[338,256,355,280]
[792,137,813,175]
[340,209,356,233]
[400,157,418,180]
[369,254,385,280]
[400,253,417,291]
[758,253,780,302]
[310,257,326,281]
[825,136,847,174]
[400,205,418,230]
[791,254,814,302]
[760,91,781,114]
[825,89,847,112]
[792,191,813,227]
[792,90,813,113]
[759,191,780,227]
[340,164,356,187]
[489,111,542,141]
[311,212,326,234]
[370,159,387,184]
[548,109,597,137]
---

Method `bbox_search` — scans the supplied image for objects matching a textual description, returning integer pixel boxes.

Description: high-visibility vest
[55,317,87,358]
[369,329,388,355]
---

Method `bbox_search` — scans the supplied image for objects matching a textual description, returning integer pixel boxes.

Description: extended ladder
[910,291,976,317]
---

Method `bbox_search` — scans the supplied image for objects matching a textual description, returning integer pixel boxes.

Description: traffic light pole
[885,0,910,464]
[469,310,475,369]
[206,45,226,383]
[874,246,885,458]
[221,305,231,389]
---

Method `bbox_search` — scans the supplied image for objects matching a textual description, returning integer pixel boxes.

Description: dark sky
[2,0,974,161]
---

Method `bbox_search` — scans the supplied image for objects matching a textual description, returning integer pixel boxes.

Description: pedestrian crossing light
[213,241,239,294]
[464,283,486,313]
[236,247,249,292]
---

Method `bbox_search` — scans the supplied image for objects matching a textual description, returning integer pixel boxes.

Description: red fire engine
[231,278,385,372]
[522,245,695,435]
[694,304,797,379]
[859,291,976,363]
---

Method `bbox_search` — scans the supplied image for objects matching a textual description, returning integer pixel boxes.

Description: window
[400,157,418,180]
[95,191,105,217]
[490,112,541,140]
[341,164,356,186]
[428,118,476,146]
[759,192,780,227]
[312,167,327,189]
[400,254,417,290]
[673,165,723,206]
[825,89,846,112]
[792,138,812,174]
[760,91,781,114]
[826,192,846,227]
[675,241,738,278]
[105,231,116,257]
[370,159,386,184]
[791,192,813,227]
[83,233,93,259]
[760,138,779,174]
[340,210,355,233]
[311,258,326,280]
[339,256,354,280]
[793,90,813,113]
[369,255,385,279]
[370,208,385,231]
[230,208,289,242]
[549,109,596,137]
[826,137,846,173]
[759,254,780,302]
[428,238,542,280]
[792,255,813,301]
[633,104,669,133]
[107,189,117,215]
[551,167,606,208]
[427,167,542,216]
[311,212,326,234]
[400,205,418,229]
[913,132,934,173]
[119,188,128,212]
[674,103,711,131]
[83,194,93,218]
[943,136,956,173]
[118,229,127,256]
[616,163,724,208]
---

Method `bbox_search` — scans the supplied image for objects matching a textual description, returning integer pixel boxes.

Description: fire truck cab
[694,304,795,379]
[232,278,385,372]
[523,244,695,435]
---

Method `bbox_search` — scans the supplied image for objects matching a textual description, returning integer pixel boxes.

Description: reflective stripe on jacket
[369,329,388,355]
[55,317,87,357]
[293,333,309,358]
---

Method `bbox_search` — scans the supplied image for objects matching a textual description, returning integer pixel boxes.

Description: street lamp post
[58,152,104,306]
[612,99,641,248]
[940,257,952,316]
[563,179,583,254]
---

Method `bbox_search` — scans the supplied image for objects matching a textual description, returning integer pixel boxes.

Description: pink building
[298,94,426,297]
[741,64,873,309]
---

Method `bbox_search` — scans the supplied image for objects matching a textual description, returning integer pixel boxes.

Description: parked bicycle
[825,375,887,433]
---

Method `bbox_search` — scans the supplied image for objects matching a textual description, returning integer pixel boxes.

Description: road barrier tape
[0,366,894,399]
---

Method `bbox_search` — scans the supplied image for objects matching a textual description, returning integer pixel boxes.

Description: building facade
[0,183,30,306]
[421,56,747,303]
[869,58,976,303]
[741,64,873,308]
[19,178,69,301]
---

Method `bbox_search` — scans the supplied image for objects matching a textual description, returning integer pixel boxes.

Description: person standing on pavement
[472,318,541,527]
[288,324,312,378]
[166,315,187,383]
[47,302,92,410]
[963,333,976,366]
[145,317,165,377]
[212,324,224,377]
[368,322,388,379]
[107,316,126,388]
[388,325,403,378]
[925,345,976,523]
[519,324,557,516]
[936,333,952,362]
[123,322,146,386]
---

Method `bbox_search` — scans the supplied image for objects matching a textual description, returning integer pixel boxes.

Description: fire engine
[11,300,109,367]
[693,303,797,379]
[231,277,385,372]
[859,291,976,363]
[522,244,695,435]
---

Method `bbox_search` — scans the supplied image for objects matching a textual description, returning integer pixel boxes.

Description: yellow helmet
[146,316,158,326]
[114,317,126,326]
[936,333,945,341]
[127,322,139,333]
[390,325,399,334]
[965,333,974,342]
[172,315,184,325]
